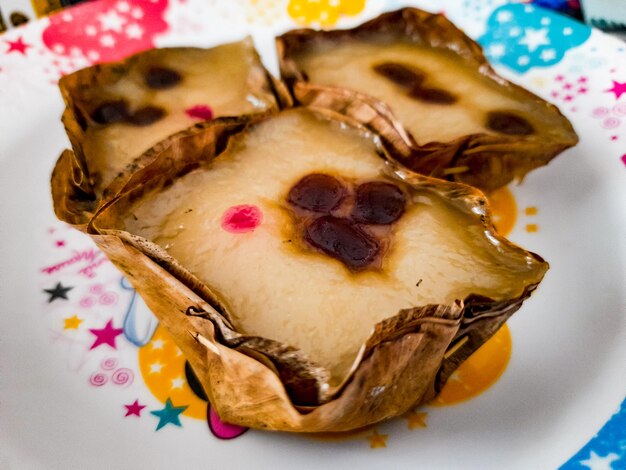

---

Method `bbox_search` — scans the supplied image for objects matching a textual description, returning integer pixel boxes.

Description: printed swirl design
[89,372,108,387]
[101,358,118,371]
[112,368,134,386]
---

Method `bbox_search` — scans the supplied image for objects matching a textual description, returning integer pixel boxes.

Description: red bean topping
[288,174,347,213]
[145,66,182,89]
[305,216,379,269]
[486,111,534,135]
[408,87,457,104]
[353,181,406,225]
[373,62,425,89]
[127,105,166,126]
[91,100,130,125]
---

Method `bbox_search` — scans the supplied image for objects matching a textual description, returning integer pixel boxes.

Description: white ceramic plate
[1,1,625,469]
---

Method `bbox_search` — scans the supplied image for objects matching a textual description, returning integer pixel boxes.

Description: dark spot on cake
[486,111,534,136]
[373,62,424,89]
[127,105,165,126]
[288,174,346,213]
[305,216,379,270]
[353,181,406,225]
[144,66,182,89]
[91,99,130,125]
[408,87,457,104]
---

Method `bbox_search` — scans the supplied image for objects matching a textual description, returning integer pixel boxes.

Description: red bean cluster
[287,173,407,270]
[89,66,182,127]
[373,62,535,135]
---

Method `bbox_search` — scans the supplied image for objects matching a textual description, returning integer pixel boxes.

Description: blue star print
[150,398,188,431]
[560,397,626,469]
[479,3,591,73]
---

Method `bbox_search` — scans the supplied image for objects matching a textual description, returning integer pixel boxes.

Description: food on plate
[53,38,289,227]
[55,108,548,431]
[277,8,578,190]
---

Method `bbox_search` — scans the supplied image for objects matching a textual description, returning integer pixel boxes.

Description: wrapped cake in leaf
[53,38,290,228]
[277,8,578,190]
[52,107,547,432]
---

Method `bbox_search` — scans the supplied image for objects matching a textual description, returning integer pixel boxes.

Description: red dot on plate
[221,205,263,234]
[185,105,214,121]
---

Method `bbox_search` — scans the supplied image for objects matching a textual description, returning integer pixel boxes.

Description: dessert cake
[53,38,288,227]
[73,108,548,431]
[277,8,578,190]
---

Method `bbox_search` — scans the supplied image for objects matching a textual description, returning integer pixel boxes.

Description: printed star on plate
[518,27,550,53]
[151,338,164,350]
[605,80,626,100]
[124,399,146,417]
[150,398,188,430]
[171,376,185,390]
[44,282,73,302]
[578,451,620,470]
[98,9,126,32]
[496,11,512,23]
[6,37,31,55]
[88,318,123,350]
[149,361,164,374]
[540,49,556,62]
[488,44,506,59]
[63,315,83,330]
[367,430,388,449]
[406,411,428,430]
[125,24,144,40]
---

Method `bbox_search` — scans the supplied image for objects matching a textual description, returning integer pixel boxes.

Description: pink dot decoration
[221,205,263,234]
[621,154,626,167]
[186,105,214,121]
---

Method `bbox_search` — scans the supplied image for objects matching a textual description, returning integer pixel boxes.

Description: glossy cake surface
[292,39,566,145]
[121,109,545,382]
[60,38,279,195]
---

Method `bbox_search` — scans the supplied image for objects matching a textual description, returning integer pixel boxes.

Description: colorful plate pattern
[0,1,624,469]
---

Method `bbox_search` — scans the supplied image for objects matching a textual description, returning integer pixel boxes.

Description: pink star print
[89,319,123,350]
[6,37,31,55]
[606,80,626,100]
[55,240,66,247]
[124,400,146,417]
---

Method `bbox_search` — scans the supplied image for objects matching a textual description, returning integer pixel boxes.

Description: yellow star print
[63,315,83,330]
[367,430,388,449]
[406,411,428,430]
